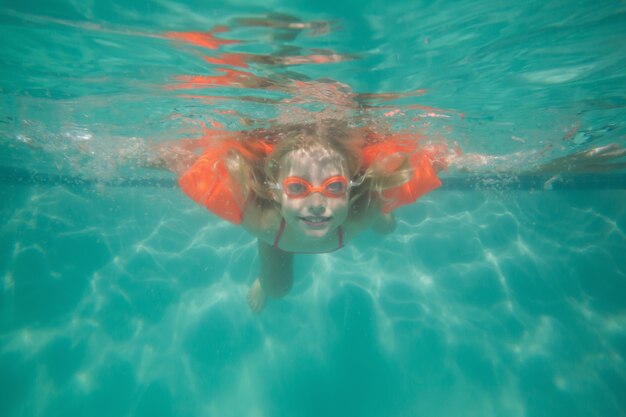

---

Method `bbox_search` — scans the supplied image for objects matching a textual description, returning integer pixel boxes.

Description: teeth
[302,217,329,222]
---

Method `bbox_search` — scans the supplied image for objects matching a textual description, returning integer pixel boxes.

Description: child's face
[277,147,350,239]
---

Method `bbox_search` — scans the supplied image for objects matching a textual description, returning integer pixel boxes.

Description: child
[149,119,448,312]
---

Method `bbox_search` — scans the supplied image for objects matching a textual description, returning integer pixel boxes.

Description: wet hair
[264,121,362,183]
[227,118,414,210]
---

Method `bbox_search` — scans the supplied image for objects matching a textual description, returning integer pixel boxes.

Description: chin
[303,227,331,238]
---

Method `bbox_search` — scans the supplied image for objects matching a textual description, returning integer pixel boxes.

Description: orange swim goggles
[279,175,351,199]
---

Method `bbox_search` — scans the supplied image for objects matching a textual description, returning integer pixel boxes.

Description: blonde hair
[226,119,415,209]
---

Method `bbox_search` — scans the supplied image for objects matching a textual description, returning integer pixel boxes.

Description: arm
[141,132,231,175]
[257,239,294,298]
[143,137,218,175]
[146,143,199,175]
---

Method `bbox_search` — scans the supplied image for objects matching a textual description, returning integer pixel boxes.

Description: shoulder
[241,199,282,241]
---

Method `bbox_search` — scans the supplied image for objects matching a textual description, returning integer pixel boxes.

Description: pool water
[1,1,626,417]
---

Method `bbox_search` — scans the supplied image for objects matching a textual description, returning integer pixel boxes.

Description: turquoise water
[1,1,626,416]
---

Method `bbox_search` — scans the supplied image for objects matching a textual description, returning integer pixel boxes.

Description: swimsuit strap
[273,218,344,253]
[337,226,344,249]
[273,218,287,249]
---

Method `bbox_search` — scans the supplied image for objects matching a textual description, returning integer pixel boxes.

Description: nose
[306,192,326,214]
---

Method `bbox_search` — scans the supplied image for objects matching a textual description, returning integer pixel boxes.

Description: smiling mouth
[299,216,332,225]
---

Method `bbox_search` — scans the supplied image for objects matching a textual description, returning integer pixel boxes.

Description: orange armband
[177,138,274,224]
[380,150,441,213]
[361,138,443,213]
[178,145,245,224]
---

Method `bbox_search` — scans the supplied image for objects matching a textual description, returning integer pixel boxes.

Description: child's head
[264,122,361,237]
[235,119,414,236]
[274,146,349,237]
